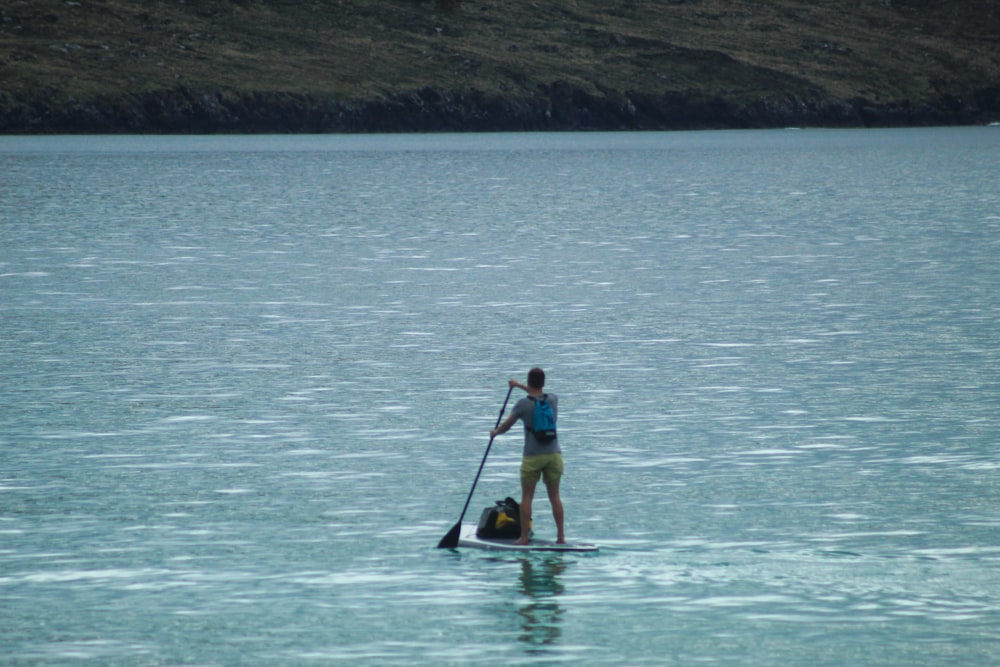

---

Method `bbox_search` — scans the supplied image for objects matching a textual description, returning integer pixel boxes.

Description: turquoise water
[2,128,999,665]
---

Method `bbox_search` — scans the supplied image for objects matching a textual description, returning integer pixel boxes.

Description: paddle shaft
[437,385,514,548]
[454,384,514,524]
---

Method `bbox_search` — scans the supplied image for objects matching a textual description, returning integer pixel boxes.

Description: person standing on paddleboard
[490,367,565,545]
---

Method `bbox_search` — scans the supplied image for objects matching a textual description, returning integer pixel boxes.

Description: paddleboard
[457,524,599,553]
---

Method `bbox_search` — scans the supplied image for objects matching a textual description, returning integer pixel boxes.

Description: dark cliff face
[1,0,998,133]
[8,87,993,135]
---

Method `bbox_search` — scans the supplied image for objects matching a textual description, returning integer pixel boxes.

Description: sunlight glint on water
[1,128,999,665]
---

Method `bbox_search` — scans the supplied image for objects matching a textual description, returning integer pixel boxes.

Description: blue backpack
[529,394,557,443]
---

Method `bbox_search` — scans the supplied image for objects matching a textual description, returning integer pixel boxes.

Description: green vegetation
[1,0,997,132]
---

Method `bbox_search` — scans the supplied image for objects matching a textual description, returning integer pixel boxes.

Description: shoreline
[3,86,998,135]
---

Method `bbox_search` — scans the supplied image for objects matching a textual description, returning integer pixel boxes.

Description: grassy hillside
[1,0,998,132]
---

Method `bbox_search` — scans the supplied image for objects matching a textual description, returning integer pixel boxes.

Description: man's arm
[491,412,519,438]
[508,378,528,391]
[490,379,530,437]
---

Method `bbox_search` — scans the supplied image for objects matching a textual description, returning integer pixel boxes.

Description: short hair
[527,367,545,389]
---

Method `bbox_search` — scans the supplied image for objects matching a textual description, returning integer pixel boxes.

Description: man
[490,367,565,545]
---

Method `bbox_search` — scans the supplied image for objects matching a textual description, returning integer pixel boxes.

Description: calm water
[2,128,999,665]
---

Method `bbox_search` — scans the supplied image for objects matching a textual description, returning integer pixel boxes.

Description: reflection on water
[516,556,567,652]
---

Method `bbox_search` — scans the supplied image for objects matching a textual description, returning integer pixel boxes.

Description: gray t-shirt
[510,393,560,457]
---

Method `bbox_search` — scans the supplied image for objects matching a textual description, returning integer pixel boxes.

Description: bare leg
[545,479,566,543]
[518,477,537,545]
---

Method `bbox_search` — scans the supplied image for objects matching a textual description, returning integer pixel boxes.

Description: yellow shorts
[520,453,564,486]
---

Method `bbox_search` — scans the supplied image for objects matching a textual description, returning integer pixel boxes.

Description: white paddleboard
[457,524,599,553]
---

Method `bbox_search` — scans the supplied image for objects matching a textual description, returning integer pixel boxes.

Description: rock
[1,83,997,134]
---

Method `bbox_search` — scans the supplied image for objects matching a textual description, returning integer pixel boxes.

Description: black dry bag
[475,497,522,539]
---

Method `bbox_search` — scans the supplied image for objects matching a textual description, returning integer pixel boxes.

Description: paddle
[437,385,515,549]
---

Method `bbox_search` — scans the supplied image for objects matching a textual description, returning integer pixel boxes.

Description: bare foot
[514,536,531,545]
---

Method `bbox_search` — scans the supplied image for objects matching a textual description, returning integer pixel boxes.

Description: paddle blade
[437,522,462,549]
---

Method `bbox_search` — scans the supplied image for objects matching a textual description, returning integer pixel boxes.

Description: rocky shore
[2,0,998,134]
[6,86,998,134]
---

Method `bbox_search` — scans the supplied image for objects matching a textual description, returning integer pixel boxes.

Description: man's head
[527,367,546,389]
